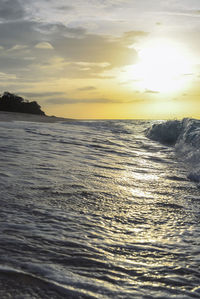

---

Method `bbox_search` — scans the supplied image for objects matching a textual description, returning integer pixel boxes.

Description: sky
[0,0,200,119]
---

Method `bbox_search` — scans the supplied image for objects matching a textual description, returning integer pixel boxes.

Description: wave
[0,265,98,298]
[146,118,200,183]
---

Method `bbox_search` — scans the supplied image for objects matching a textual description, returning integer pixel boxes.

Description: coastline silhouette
[0,92,45,115]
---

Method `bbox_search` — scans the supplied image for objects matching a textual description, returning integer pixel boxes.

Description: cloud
[122,30,148,45]
[0,55,32,71]
[45,97,123,105]
[145,89,160,94]
[0,72,17,80]
[182,73,193,76]
[37,23,86,37]
[8,45,28,52]
[159,9,200,18]
[35,42,54,49]
[55,5,74,11]
[51,31,145,68]
[0,8,147,81]
[0,0,25,20]
[41,61,114,79]
[0,21,42,48]
[77,86,97,91]
[45,95,145,105]
[19,91,65,98]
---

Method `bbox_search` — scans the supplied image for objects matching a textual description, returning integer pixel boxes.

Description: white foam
[147,118,200,182]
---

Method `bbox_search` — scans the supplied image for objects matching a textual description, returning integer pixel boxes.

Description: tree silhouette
[0,92,45,115]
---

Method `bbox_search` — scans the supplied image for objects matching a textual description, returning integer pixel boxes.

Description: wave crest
[146,120,182,145]
[146,118,200,182]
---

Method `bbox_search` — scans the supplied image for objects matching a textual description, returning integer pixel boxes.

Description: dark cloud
[55,5,74,11]
[37,23,86,37]
[77,86,97,91]
[0,21,42,48]
[0,20,85,49]
[0,0,25,20]
[0,16,146,80]
[46,97,122,105]
[19,91,65,98]
[0,55,32,71]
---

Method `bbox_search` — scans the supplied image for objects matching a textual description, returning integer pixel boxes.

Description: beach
[0,111,71,123]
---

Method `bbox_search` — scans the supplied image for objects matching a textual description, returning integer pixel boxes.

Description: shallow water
[0,119,199,298]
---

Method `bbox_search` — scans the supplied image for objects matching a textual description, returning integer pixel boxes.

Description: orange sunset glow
[0,0,199,119]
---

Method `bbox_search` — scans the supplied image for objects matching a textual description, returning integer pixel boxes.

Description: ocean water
[0,118,199,298]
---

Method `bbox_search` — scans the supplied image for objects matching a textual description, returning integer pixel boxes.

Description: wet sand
[0,111,72,123]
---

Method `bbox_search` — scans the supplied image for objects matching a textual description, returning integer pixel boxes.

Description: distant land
[0,92,71,123]
[0,92,45,115]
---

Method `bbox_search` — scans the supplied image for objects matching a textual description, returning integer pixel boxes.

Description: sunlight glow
[124,40,194,94]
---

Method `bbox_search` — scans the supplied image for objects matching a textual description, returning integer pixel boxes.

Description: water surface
[0,119,199,298]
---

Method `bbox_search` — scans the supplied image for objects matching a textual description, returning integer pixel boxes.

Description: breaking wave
[146,118,200,182]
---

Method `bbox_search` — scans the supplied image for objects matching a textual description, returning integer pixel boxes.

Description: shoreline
[0,111,73,123]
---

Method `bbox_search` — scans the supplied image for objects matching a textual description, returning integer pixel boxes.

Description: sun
[123,39,194,94]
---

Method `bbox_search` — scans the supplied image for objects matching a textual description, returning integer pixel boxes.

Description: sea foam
[146,118,200,183]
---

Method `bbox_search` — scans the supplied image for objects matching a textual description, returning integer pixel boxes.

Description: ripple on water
[0,120,199,298]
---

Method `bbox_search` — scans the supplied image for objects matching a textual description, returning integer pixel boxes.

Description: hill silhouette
[0,92,45,115]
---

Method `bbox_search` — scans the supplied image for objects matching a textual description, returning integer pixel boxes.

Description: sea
[0,118,199,299]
